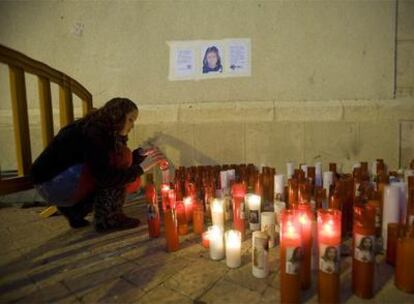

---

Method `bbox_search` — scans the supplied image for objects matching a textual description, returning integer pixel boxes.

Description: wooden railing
[0,44,93,195]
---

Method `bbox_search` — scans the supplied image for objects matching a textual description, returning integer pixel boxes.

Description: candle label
[249,210,259,224]
[147,204,159,220]
[319,243,340,274]
[262,223,275,246]
[285,246,302,275]
[253,236,268,269]
[354,234,375,263]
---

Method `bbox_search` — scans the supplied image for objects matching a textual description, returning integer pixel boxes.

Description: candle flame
[183,196,192,206]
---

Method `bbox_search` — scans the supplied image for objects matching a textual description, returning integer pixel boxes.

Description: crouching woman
[30,97,165,232]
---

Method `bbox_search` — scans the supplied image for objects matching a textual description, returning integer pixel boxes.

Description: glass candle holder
[192,202,204,235]
[352,205,376,299]
[176,201,188,235]
[225,230,242,268]
[252,231,269,278]
[382,185,400,249]
[163,207,179,252]
[247,194,261,231]
[317,209,341,304]
[395,236,414,293]
[274,174,285,202]
[209,225,224,260]
[232,183,247,238]
[160,183,170,211]
[211,198,224,229]
[261,212,276,248]
[280,209,301,303]
[145,183,160,238]
[296,203,313,290]
[183,196,193,223]
[323,171,334,200]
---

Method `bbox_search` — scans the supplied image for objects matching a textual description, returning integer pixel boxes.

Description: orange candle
[163,207,179,252]
[193,202,205,234]
[231,183,247,239]
[352,205,376,299]
[317,209,341,304]
[395,236,414,293]
[280,209,302,304]
[183,196,193,223]
[160,183,170,211]
[176,201,188,235]
[296,203,312,290]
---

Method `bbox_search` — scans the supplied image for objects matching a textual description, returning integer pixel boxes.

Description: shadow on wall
[144,131,219,169]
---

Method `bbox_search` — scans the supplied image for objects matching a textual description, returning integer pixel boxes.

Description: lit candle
[211,199,224,229]
[160,183,170,211]
[261,212,276,248]
[183,196,193,223]
[274,174,285,201]
[202,230,210,248]
[280,209,301,303]
[231,183,247,238]
[247,194,261,231]
[296,203,312,290]
[395,236,414,293]
[317,209,341,304]
[192,201,204,235]
[163,207,179,252]
[382,185,400,249]
[167,189,176,210]
[209,225,224,260]
[225,230,242,268]
[252,231,269,278]
[352,205,376,299]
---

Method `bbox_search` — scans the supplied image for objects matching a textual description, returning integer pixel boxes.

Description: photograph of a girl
[202,46,223,73]
[30,98,166,232]
[286,246,302,274]
[355,236,374,262]
[320,245,339,274]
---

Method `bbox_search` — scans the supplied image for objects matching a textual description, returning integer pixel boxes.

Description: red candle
[352,205,376,299]
[193,201,205,234]
[183,196,193,223]
[176,201,188,235]
[317,209,341,304]
[163,207,179,252]
[295,203,312,290]
[231,183,247,239]
[160,183,170,211]
[280,209,302,304]
[386,223,399,265]
[167,189,177,210]
[145,182,160,238]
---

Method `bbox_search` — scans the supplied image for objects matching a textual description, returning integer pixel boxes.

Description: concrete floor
[1,201,414,304]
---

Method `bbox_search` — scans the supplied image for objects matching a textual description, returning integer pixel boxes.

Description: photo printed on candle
[319,244,340,274]
[286,246,302,275]
[354,234,375,263]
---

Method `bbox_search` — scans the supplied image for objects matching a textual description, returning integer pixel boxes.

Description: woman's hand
[139,146,159,156]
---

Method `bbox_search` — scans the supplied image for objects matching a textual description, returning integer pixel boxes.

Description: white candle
[382,185,400,249]
[247,194,261,231]
[211,199,224,228]
[209,225,224,260]
[300,164,308,178]
[261,212,276,248]
[315,162,322,187]
[252,231,269,278]
[287,162,294,179]
[274,200,286,234]
[274,174,285,201]
[225,230,241,268]
[392,182,408,224]
[323,171,334,199]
